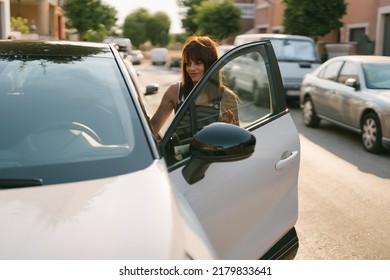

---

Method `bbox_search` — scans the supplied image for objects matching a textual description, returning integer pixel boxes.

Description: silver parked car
[300,55,390,153]
[129,50,144,65]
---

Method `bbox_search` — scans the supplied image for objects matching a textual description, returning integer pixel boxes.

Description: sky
[103,0,184,34]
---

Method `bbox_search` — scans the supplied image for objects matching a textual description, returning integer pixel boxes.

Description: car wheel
[361,112,383,153]
[302,97,320,127]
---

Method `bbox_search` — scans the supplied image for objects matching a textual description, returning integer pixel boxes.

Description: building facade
[8,0,65,40]
[234,0,256,34]
[249,0,390,56]
[0,0,11,39]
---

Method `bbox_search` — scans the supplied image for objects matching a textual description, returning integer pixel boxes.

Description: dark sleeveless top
[174,82,224,142]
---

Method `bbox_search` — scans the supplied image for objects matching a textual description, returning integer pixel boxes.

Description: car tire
[361,112,383,153]
[302,97,320,127]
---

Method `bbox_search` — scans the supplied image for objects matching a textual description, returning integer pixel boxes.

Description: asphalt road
[289,104,390,260]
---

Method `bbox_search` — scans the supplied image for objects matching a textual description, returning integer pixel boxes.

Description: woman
[150,35,239,139]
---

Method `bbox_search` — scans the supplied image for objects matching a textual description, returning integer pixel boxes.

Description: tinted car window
[338,61,359,84]
[363,62,390,89]
[269,38,318,62]
[163,45,273,166]
[0,54,153,185]
[319,60,343,81]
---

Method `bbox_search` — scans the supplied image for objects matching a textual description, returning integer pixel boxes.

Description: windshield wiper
[0,178,43,189]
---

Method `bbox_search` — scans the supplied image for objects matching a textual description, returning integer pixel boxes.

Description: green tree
[63,0,117,41]
[177,0,205,34]
[146,12,171,46]
[194,0,241,41]
[122,8,150,49]
[283,0,347,41]
[122,9,171,48]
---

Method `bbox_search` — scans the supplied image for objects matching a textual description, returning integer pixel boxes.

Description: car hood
[0,161,185,259]
[379,90,390,98]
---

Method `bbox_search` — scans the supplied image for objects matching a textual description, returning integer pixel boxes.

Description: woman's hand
[220,108,237,124]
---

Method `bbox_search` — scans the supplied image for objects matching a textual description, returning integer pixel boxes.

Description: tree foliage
[177,0,205,34]
[122,9,171,48]
[282,0,347,40]
[63,0,117,41]
[146,12,171,46]
[122,8,150,48]
[194,0,241,40]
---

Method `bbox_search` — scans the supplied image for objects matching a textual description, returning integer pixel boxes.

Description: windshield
[362,62,390,90]
[270,38,319,62]
[0,55,152,186]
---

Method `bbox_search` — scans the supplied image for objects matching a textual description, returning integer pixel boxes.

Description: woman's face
[185,60,205,84]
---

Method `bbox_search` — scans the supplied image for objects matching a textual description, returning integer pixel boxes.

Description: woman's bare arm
[150,83,179,138]
[220,88,240,125]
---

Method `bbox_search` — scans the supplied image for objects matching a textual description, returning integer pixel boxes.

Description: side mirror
[182,122,256,184]
[145,84,159,95]
[345,78,360,90]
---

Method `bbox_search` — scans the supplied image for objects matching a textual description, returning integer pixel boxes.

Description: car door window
[337,61,359,84]
[319,60,344,81]
[161,44,273,167]
[163,41,300,259]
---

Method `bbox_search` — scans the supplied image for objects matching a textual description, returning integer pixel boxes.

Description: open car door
[160,41,300,259]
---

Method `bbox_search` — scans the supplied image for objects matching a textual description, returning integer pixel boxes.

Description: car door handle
[275,150,299,170]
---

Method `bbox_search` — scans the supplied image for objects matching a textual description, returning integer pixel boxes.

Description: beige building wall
[9,0,64,40]
[249,0,390,56]
[254,0,285,33]
[0,0,11,39]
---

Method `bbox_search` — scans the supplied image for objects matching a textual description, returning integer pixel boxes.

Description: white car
[226,51,270,106]
[234,34,321,101]
[151,47,168,65]
[129,50,144,65]
[0,40,300,259]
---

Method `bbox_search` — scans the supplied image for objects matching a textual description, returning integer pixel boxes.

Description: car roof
[236,33,314,41]
[329,55,390,63]
[0,40,113,57]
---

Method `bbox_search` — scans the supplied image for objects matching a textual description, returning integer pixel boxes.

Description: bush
[11,17,30,33]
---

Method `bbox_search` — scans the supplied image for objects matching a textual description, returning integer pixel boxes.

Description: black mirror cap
[191,122,256,161]
[145,84,159,95]
[182,123,256,184]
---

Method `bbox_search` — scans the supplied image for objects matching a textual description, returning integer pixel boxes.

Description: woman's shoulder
[164,83,179,104]
[164,81,180,98]
[167,81,181,93]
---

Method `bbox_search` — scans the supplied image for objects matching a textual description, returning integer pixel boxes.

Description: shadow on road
[287,101,390,179]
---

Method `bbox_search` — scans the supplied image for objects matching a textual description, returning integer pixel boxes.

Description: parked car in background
[217,44,234,57]
[300,55,390,153]
[169,58,181,69]
[0,40,300,259]
[103,37,132,58]
[225,51,270,106]
[234,34,321,101]
[129,50,144,65]
[151,47,168,65]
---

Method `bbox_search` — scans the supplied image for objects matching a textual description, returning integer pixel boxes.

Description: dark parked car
[0,40,300,259]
